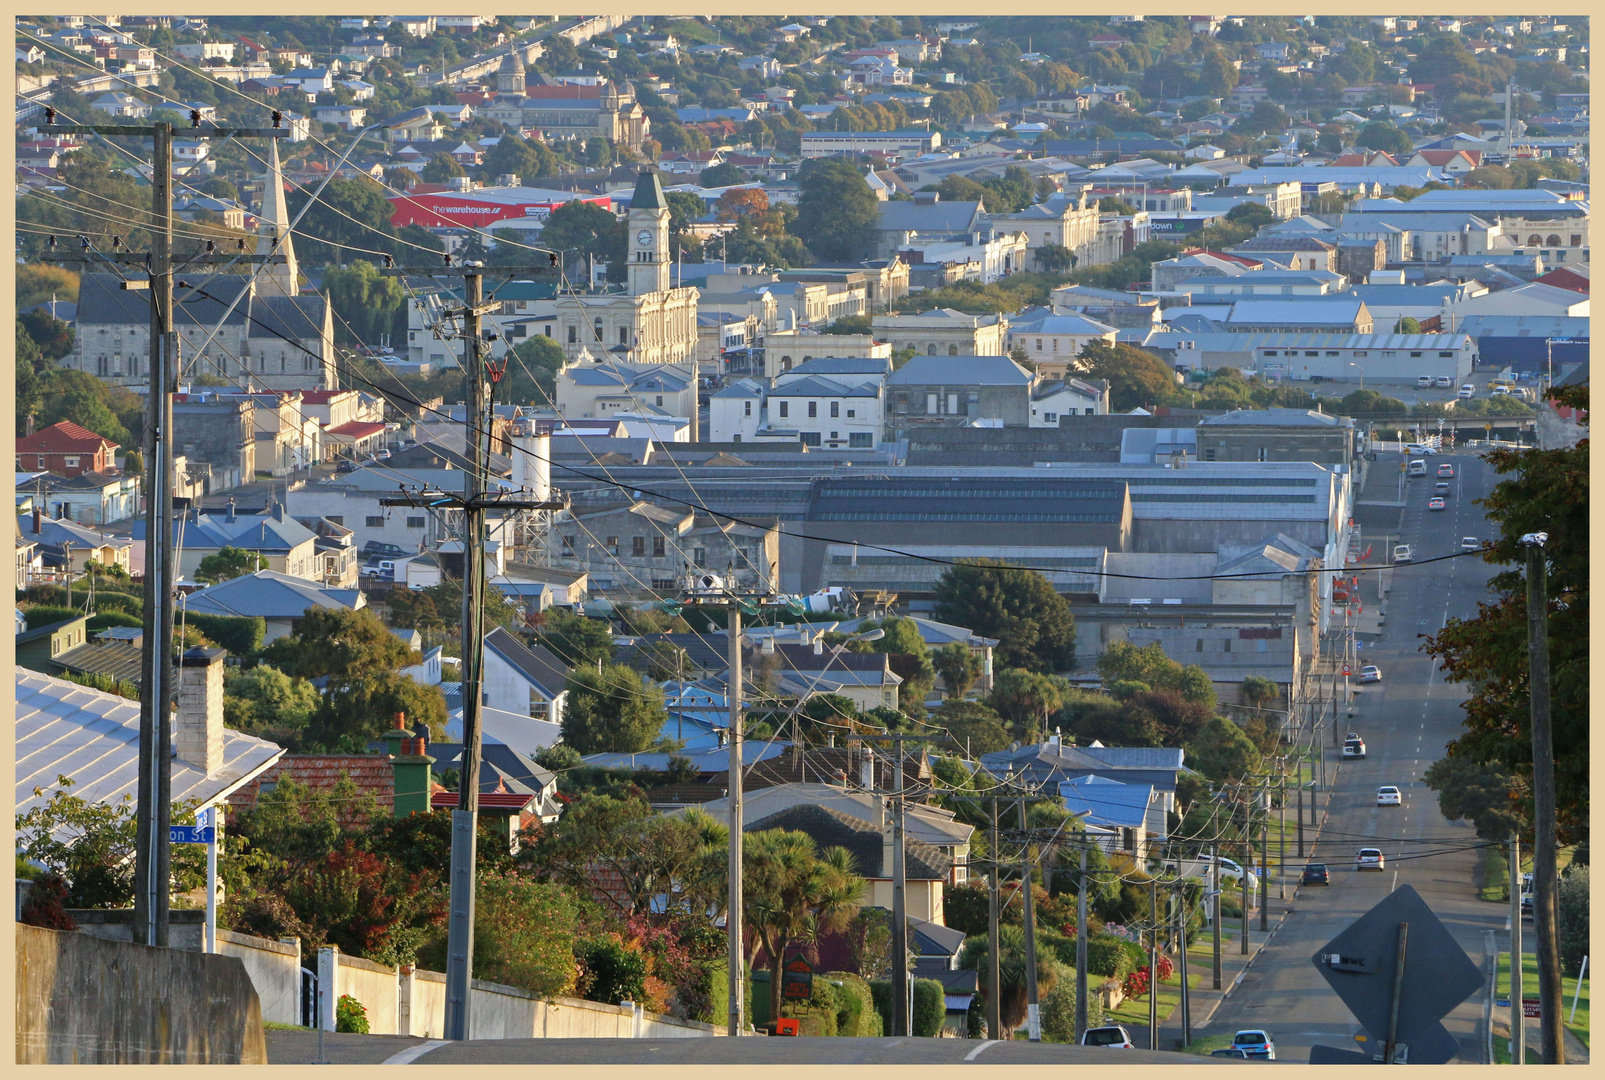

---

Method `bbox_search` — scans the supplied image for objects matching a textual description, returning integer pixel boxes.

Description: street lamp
[1346,361,1364,392]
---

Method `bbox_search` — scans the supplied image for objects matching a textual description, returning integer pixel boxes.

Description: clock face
[636,230,653,246]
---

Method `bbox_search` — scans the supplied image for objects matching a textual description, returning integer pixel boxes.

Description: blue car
[1233,1030,1277,1059]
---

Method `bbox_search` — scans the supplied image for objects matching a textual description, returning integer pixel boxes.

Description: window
[1410,351,1422,358]
[327,517,343,526]
[561,535,575,554]
[619,326,629,345]
[567,326,577,343]
[544,325,552,336]
[632,536,645,556]
[407,516,425,529]
[800,432,821,447]
[947,393,959,414]
[653,536,665,557]
[927,344,937,355]
[1571,235,1582,247]
[1305,351,1318,357]
[1036,338,1043,351]
[947,344,959,355]
[655,395,663,406]
[593,318,603,340]
[1263,350,1278,357]
[744,400,751,416]
[1439,351,1454,358]
[846,408,856,418]
[693,547,706,568]
[1354,351,1367,357]
[830,401,839,418]
[366,515,384,527]
[779,401,789,417]
[1043,412,1057,423]
[64,457,80,468]
[606,536,619,555]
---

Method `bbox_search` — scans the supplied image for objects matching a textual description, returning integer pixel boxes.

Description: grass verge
[1107,972,1201,1027]
[1496,950,1589,1049]
[1180,1033,1234,1056]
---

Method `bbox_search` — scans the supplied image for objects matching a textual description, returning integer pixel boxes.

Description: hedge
[821,972,881,1037]
[867,977,945,1037]
[19,606,81,628]
[183,612,266,656]
[87,612,144,633]
[1085,936,1135,979]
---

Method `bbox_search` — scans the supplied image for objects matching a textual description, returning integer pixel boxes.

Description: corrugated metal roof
[885,355,1034,387]
[182,570,364,619]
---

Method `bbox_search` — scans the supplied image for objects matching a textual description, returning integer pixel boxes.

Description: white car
[1081,1024,1135,1048]
[1458,384,1476,399]
[1357,848,1386,871]
[1434,376,1454,389]
[1377,785,1402,807]
[1393,544,1413,563]
[1405,442,1439,456]
[1461,537,1480,552]
[1358,665,1382,684]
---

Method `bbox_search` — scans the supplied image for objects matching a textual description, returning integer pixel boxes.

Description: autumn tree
[1424,386,1588,844]
[1074,341,1184,411]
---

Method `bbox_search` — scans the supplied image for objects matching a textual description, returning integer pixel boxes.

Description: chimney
[271,502,284,522]
[860,746,874,790]
[32,507,41,535]
[226,498,236,523]
[388,712,434,818]
[24,414,34,437]
[175,647,227,775]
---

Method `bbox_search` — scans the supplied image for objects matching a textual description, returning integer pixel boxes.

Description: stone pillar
[317,945,340,1031]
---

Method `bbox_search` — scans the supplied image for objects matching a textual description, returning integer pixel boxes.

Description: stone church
[478,51,649,153]
[65,138,338,393]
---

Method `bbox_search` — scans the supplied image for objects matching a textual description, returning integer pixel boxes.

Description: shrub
[184,613,266,656]
[86,611,144,633]
[1084,936,1135,979]
[19,605,80,628]
[1040,966,1105,1041]
[18,872,78,931]
[823,972,882,1037]
[579,936,648,1005]
[1558,864,1589,972]
[335,994,369,1034]
[789,977,840,1036]
[912,978,945,1037]
[1122,967,1150,999]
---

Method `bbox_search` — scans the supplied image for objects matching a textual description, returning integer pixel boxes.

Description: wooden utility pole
[1018,797,1041,1042]
[1510,834,1524,1065]
[1521,533,1564,1064]
[1148,877,1159,1048]
[1075,846,1089,1039]
[873,732,946,1038]
[987,798,1003,1040]
[41,114,287,949]
[380,262,565,1040]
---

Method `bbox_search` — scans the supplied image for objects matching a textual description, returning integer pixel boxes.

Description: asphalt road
[1195,450,1507,1063]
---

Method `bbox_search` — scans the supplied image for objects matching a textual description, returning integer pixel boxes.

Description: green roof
[631,168,666,210]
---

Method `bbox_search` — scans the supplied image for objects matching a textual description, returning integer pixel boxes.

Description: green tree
[1225,203,1276,230]
[930,701,1012,756]
[1424,387,1588,844]
[1557,865,1588,973]
[1355,120,1413,157]
[957,924,1062,1036]
[743,829,865,1016]
[700,161,747,187]
[194,546,269,585]
[322,260,407,347]
[932,559,1076,673]
[539,199,628,282]
[286,176,404,268]
[536,610,616,668]
[33,369,133,447]
[1395,316,1423,334]
[1074,341,1183,411]
[987,668,1064,742]
[16,322,44,433]
[420,153,467,183]
[933,642,983,700]
[561,663,667,754]
[1187,716,1260,783]
[481,133,562,182]
[223,664,320,741]
[1422,755,1525,842]
[792,157,879,262]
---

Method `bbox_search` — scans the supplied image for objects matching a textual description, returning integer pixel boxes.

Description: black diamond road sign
[1310,884,1483,1056]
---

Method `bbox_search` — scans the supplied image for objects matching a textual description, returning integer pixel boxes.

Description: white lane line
[382,1040,449,1065]
[965,1040,1001,1061]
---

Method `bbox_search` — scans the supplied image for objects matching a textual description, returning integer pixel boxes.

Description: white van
[1407,459,1428,477]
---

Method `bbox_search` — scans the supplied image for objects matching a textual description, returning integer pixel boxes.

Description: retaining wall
[16,923,268,1064]
[217,929,301,1027]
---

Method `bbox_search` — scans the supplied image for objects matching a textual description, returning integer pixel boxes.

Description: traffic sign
[782,953,814,1001]
[1310,885,1482,1064]
[1342,664,1351,676]
[169,825,215,844]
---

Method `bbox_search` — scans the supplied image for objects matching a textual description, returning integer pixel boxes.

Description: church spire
[257,137,299,295]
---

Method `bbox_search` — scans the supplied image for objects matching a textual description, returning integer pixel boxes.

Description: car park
[1358,665,1382,683]
[1461,537,1480,552]
[1232,1030,1277,1059]
[1357,848,1385,871]
[1081,1025,1135,1048]
[1437,463,1454,477]
[1301,863,1330,885]
[1393,544,1413,563]
[1377,785,1402,807]
[1428,497,1446,511]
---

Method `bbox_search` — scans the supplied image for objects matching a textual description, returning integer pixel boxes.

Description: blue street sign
[169,825,215,844]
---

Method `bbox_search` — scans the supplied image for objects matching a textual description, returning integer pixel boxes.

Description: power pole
[1278,758,1287,901]
[1260,782,1270,933]
[1075,845,1089,1039]
[987,797,1002,1040]
[1177,880,1191,1046]
[1211,828,1222,988]
[380,262,565,1041]
[41,112,288,949]
[1019,797,1041,1042]
[1148,877,1159,1049]
[876,732,946,1038]
[1240,796,1251,955]
[1521,532,1564,1064]
[673,583,788,1037]
[1510,834,1524,1065]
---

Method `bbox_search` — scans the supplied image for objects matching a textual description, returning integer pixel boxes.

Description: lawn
[1496,951,1589,1048]
[1180,1032,1235,1056]
[1107,971,1202,1027]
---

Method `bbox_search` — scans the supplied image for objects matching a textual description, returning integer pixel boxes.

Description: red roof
[327,420,387,439]
[430,790,535,812]
[16,421,119,453]
[226,754,396,824]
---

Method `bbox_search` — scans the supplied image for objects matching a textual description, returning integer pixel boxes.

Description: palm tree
[743,830,865,1017]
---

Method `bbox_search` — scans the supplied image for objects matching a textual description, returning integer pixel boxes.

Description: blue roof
[885,355,1035,387]
[181,570,363,619]
[581,741,789,773]
[1059,775,1153,829]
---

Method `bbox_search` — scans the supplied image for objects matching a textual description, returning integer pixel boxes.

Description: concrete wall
[217,930,301,1027]
[16,923,268,1064]
[331,949,402,1035]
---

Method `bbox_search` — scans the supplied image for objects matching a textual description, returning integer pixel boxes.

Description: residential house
[1058,775,1160,857]
[481,627,570,727]
[548,502,780,596]
[15,510,133,575]
[179,569,365,644]
[883,355,1037,435]
[147,503,322,583]
[20,469,141,527]
[1005,310,1118,378]
[555,360,696,423]
[1029,379,1112,427]
[831,615,999,694]
[16,421,119,478]
[746,639,904,714]
[763,374,884,450]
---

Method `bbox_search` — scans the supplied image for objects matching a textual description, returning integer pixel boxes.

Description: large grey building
[883,355,1036,436]
[1195,409,1356,465]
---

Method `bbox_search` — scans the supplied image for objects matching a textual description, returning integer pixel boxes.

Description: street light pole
[1521,532,1564,1064]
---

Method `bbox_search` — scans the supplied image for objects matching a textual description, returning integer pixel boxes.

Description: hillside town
[14,14,1590,1066]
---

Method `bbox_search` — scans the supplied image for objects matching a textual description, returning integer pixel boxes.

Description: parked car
[335,459,358,473]
[1377,785,1402,807]
[363,541,407,558]
[375,448,392,460]
[1437,463,1455,477]
[1358,665,1382,683]
[1458,384,1476,399]
[1301,863,1331,885]
[1343,738,1367,759]
[1393,544,1413,563]
[1461,537,1480,552]
[1357,848,1385,871]
[1521,894,1534,920]
[1082,1025,1135,1048]
[1416,375,1433,388]
[1233,1030,1277,1059]
[1434,376,1453,389]
[1428,497,1447,511]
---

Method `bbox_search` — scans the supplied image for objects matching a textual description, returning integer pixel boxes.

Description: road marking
[382,1040,448,1065]
[964,1040,1001,1061]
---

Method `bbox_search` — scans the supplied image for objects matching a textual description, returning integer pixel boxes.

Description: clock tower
[626,167,671,297]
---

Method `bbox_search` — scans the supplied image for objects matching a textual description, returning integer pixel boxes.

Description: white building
[1028,378,1111,426]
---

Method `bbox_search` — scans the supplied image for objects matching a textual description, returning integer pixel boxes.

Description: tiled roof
[227,754,398,823]
[16,420,118,452]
